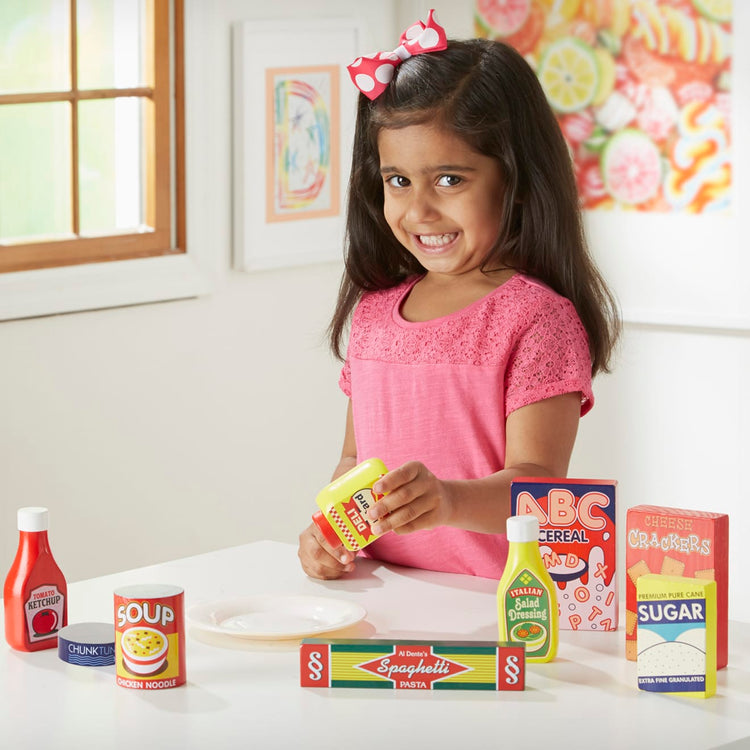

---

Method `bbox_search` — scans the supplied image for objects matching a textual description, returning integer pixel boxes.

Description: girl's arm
[329,400,358,480]
[366,392,581,536]
[298,400,359,579]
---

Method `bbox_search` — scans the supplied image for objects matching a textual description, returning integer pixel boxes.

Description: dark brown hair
[329,38,620,375]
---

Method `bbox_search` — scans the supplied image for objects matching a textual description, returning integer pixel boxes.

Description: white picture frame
[232,18,361,272]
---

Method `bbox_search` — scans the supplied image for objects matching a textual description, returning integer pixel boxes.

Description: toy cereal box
[637,574,717,698]
[511,478,617,631]
[625,506,728,668]
[300,639,524,691]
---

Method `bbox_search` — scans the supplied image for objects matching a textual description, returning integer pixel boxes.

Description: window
[0,0,196,320]
[0,0,184,272]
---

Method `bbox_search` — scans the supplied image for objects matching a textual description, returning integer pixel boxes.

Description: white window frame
[0,0,215,321]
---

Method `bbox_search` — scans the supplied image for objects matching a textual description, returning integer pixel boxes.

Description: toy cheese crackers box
[637,574,717,698]
[625,505,728,668]
[300,639,525,691]
[511,478,617,631]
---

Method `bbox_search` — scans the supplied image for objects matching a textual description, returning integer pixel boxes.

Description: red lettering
[542,551,561,570]
[548,489,576,526]
[578,492,609,530]
[515,492,546,524]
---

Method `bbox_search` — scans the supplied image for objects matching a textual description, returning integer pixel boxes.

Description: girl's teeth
[419,233,456,247]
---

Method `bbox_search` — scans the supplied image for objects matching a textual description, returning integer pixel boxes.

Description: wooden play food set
[511,478,617,631]
[497,515,558,663]
[312,458,388,551]
[3,507,67,652]
[300,639,524,691]
[114,584,186,689]
[636,573,717,698]
[625,505,728,668]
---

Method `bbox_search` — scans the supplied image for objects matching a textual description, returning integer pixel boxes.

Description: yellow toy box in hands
[312,458,387,551]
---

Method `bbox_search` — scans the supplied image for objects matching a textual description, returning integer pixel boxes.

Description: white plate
[187,595,367,640]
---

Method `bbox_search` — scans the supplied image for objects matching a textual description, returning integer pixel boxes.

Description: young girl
[298,11,620,581]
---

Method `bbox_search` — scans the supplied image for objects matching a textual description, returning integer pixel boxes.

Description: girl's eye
[385,175,410,188]
[437,175,462,187]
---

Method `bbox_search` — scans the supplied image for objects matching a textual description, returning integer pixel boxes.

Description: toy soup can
[114,584,186,690]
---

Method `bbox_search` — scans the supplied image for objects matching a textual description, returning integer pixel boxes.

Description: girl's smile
[378,124,505,279]
[413,232,458,252]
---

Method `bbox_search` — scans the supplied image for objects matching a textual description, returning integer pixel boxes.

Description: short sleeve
[339,358,352,397]
[505,294,593,417]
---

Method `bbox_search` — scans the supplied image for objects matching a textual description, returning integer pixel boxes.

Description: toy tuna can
[114,584,186,689]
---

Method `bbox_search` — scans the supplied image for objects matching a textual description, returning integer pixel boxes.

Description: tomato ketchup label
[25,584,65,643]
[114,584,185,690]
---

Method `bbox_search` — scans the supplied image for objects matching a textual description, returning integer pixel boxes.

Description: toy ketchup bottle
[312,458,388,551]
[4,507,68,651]
[497,514,558,663]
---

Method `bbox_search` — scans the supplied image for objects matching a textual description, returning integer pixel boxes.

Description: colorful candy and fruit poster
[474,0,732,214]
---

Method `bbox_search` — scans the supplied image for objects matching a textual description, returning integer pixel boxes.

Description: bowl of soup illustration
[545,553,588,583]
[510,621,547,652]
[120,627,169,675]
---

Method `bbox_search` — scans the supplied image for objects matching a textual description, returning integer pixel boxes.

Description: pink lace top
[339,273,593,579]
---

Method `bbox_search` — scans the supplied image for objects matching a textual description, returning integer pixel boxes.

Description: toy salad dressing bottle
[4,507,68,651]
[497,515,558,663]
[312,458,388,551]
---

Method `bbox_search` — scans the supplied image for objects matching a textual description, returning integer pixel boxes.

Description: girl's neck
[401,268,515,322]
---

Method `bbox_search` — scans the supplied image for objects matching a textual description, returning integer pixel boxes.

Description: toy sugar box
[625,505,728,668]
[300,639,524,691]
[511,478,617,631]
[636,574,717,698]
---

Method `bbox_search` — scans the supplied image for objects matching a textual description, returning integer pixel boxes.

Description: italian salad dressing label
[502,570,554,659]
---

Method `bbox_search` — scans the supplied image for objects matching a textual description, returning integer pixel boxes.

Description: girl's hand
[368,461,454,535]
[298,523,357,580]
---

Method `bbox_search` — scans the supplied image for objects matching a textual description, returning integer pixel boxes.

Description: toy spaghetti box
[637,574,717,698]
[511,478,617,631]
[300,639,524,691]
[625,505,728,668]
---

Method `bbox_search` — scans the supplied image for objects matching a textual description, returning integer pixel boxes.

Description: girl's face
[378,123,504,280]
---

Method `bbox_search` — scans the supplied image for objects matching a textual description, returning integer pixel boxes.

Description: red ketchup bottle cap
[312,511,344,549]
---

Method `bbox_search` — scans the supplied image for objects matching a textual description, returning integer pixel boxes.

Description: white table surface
[1,540,748,750]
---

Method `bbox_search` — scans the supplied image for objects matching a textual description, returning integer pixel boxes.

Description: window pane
[77,0,145,90]
[79,97,143,235]
[0,102,71,241]
[0,0,70,94]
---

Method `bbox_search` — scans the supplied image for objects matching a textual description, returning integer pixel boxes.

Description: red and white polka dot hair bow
[347,9,448,101]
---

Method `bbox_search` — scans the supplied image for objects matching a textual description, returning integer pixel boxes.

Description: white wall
[570,325,747,623]
[0,0,394,583]
[1,1,747,624]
